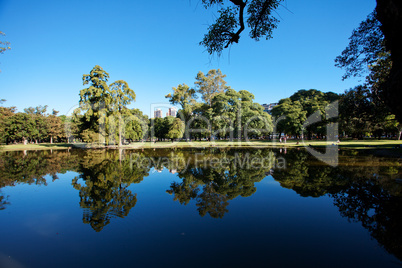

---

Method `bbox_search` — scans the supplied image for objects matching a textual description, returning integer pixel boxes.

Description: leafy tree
[47,110,64,143]
[63,109,82,143]
[335,12,384,80]
[162,116,176,140]
[167,118,185,142]
[0,100,16,144]
[124,108,148,142]
[271,98,306,138]
[165,83,197,122]
[194,69,227,107]
[108,80,136,146]
[210,88,273,140]
[272,89,339,139]
[238,89,273,139]
[149,117,164,141]
[194,69,228,140]
[335,10,402,124]
[79,65,112,140]
[199,0,282,55]
[3,113,37,144]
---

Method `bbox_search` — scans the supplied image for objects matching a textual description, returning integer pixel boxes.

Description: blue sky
[0,0,376,117]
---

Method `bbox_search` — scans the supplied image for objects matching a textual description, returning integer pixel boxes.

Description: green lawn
[0,143,73,151]
[1,139,401,151]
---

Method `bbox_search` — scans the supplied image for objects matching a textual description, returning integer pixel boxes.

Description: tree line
[0,101,66,144]
[1,66,401,145]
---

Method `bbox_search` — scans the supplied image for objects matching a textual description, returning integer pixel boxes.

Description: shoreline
[1,140,401,152]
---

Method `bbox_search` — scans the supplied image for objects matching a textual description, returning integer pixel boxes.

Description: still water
[0,148,401,268]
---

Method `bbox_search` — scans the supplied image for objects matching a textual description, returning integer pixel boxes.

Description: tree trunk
[376,0,402,122]
[118,115,122,147]
[50,136,53,144]
[398,130,401,140]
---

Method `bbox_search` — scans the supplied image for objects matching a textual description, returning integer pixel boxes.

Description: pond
[0,148,401,268]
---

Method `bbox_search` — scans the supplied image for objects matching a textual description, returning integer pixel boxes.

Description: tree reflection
[0,150,80,210]
[272,148,402,261]
[0,191,9,210]
[272,149,348,197]
[72,150,151,232]
[330,177,402,261]
[0,150,79,188]
[1,146,402,260]
[166,149,275,218]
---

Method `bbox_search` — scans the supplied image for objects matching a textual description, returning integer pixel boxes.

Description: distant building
[262,103,278,114]
[154,109,162,118]
[168,107,177,117]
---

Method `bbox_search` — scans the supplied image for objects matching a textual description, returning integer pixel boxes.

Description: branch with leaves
[200,0,282,55]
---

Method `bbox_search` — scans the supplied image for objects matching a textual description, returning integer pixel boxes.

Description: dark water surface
[0,148,401,268]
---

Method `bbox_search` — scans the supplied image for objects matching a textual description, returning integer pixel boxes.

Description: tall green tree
[47,110,64,144]
[24,105,48,143]
[335,10,402,124]
[165,83,197,122]
[4,113,37,144]
[272,89,339,139]
[211,88,273,140]
[124,109,148,142]
[0,100,16,144]
[167,118,185,142]
[194,69,227,107]
[271,98,306,138]
[108,80,136,146]
[79,65,112,141]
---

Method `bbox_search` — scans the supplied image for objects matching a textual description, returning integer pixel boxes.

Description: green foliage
[335,10,401,126]
[72,150,150,231]
[272,89,338,138]
[0,102,16,144]
[124,109,148,142]
[200,0,282,55]
[335,11,385,80]
[47,110,64,143]
[167,118,185,141]
[165,83,197,121]
[2,113,36,144]
[166,70,273,140]
[78,66,139,145]
[166,149,276,218]
[80,129,99,144]
[339,85,401,139]
[195,69,227,106]
[108,80,136,146]
[79,65,111,137]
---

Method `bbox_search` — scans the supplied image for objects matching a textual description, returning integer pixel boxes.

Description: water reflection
[72,150,150,232]
[165,149,275,218]
[0,148,401,261]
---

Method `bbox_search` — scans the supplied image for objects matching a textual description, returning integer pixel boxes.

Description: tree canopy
[199,0,282,55]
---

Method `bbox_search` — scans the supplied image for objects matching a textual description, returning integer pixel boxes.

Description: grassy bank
[0,143,73,151]
[1,140,401,151]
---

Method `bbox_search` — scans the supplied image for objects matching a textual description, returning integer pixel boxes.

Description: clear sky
[0,0,376,117]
